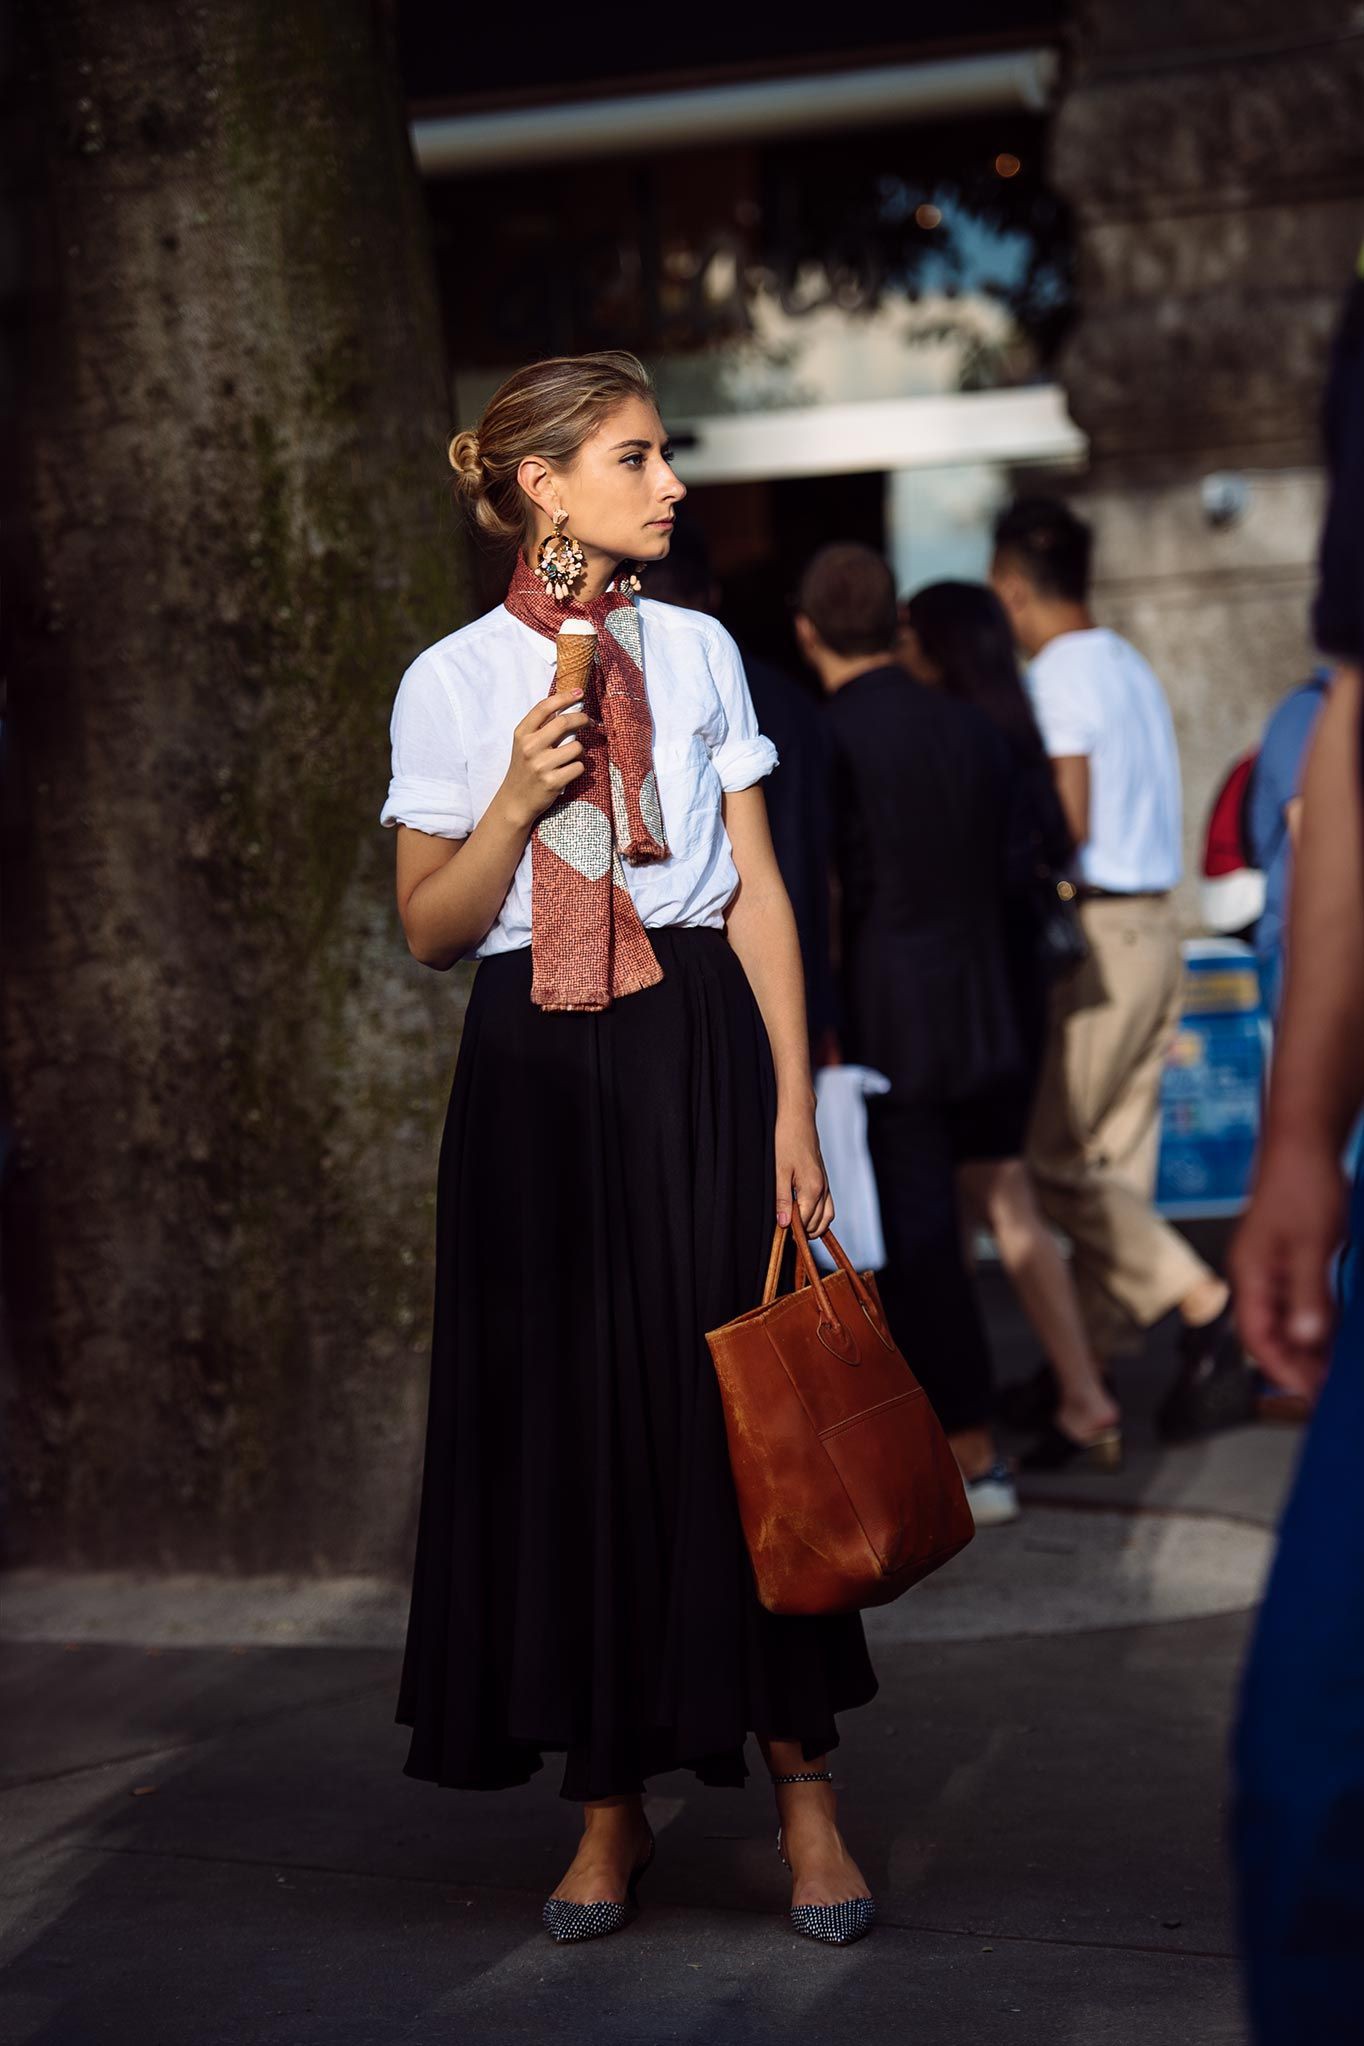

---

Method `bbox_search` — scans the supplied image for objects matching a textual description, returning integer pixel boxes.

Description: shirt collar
[503,609,558,661]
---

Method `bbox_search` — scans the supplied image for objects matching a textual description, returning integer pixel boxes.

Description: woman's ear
[991,565,1027,625]
[516,454,557,522]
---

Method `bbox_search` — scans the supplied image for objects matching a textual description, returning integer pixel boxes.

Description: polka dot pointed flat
[542,1829,656,1944]
[776,1829,877,1946]
[771,1773,875,1948]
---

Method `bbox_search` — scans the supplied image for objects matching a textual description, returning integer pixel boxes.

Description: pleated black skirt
[395,925,878,1801]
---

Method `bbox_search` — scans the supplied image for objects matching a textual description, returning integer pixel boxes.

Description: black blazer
[824,664,1024,1103]
[739,649,836,1044]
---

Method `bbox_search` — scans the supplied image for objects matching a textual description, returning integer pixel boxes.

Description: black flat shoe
[1156,1306,1257,1443]
[1019,1420,1124,1472]
[542,1828,655,1943]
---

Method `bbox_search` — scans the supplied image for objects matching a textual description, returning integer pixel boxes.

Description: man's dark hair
[796,543,899,657]
[642,518,713,609]
[992,496,1093,604]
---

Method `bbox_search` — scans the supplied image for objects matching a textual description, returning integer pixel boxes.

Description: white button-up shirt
[1026,628,1183,893]
[379,597,779,958]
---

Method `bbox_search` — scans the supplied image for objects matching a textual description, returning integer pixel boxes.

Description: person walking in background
[1232,253,1364,2044]
[645,520,837,1059]
[900,581,1122,1470]
[990,497,1256,1443]
[797,543,1023,1525]
[1244,667,1331,1015]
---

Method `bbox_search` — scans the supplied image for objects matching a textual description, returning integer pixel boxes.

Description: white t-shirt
[379,597,779,958]
[1026,627,1183,893]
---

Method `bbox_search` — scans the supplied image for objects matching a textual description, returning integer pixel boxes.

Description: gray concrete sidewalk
[0,1270,1300,2046]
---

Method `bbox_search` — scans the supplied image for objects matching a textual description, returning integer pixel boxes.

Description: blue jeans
[1233,1160,1364,2041]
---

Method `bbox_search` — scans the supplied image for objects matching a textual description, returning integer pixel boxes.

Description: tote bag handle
[760,1213,894,1352]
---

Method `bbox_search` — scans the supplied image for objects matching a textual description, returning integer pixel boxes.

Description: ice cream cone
[554,622,596,699]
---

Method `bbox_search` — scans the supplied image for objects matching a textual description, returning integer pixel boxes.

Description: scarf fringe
[531,963,665,1012]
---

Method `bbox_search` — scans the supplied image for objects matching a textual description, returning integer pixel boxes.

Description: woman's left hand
[774,1106,834,1238]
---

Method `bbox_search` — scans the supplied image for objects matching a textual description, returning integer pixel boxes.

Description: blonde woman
[381,352,877,1946]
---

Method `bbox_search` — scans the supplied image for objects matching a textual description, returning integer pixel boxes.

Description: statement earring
[534,508,586,603]
[617,562,643,596]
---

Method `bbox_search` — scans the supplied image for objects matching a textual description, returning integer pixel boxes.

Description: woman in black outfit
[382,352,877,1948]
[901,581,1122,1466]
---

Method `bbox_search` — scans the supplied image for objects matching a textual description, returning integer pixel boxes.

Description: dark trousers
[1233,1160,1364,2042]
[865,1092,994,1435]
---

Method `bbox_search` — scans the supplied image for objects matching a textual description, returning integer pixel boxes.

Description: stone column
[1049,0,1364,902]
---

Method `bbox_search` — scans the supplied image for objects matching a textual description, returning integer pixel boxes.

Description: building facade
[405,0,1364,903]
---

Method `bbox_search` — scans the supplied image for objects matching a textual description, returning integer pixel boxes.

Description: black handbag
[1005,762,1088,982]
[1034,873,1089,980]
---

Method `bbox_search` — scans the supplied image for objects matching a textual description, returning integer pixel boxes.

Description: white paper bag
[810,1064,892,1273]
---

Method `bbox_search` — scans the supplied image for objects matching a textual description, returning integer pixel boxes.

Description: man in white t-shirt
[991,496,1256,1442]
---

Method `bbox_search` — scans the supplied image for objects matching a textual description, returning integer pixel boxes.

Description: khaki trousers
[1025,894,1211,1357]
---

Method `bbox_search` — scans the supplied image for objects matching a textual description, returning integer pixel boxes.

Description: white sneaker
[965,1460,1020,1528]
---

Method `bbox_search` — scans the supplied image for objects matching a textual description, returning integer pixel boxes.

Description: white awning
[667,384,1084,487]
[412,49,1059,176]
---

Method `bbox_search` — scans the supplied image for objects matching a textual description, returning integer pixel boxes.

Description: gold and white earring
[534,508,586,603]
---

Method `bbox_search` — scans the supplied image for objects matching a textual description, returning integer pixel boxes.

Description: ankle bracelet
[770,1770,834,1786]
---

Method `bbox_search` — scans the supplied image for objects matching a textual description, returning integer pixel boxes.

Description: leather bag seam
[761,1323,892,1581]
[817,1385,922,1443]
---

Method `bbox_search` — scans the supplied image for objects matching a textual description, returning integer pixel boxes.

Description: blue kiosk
[1155,939,1270,1221]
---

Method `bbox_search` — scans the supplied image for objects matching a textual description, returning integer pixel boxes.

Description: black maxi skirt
[395,925,878,1802]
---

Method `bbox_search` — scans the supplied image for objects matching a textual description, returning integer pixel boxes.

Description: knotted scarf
[503,552,669,1010]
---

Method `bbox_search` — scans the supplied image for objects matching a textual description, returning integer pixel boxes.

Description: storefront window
[441,115,1072,422]
[431,106,1078,641]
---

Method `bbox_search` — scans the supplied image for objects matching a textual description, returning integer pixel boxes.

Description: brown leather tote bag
[705,1213,975,1616]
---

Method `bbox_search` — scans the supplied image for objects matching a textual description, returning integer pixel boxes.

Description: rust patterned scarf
[503,553,669,1010]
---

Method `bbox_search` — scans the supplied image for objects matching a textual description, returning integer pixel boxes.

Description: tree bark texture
[2,0,471,1569]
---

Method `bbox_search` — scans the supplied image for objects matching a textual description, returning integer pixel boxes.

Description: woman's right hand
[1231,1135,1346,1401]
[500,692,595,829]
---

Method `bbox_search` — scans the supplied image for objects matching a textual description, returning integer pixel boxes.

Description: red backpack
[1200,752,1266,935]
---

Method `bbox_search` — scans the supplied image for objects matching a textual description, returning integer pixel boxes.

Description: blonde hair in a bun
[448,351,655,545]
[448,428,485,489]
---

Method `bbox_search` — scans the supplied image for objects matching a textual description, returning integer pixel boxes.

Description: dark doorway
[682,469,886,673]
[458,466,887,686]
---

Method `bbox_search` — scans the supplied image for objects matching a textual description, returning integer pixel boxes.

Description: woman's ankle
[580,1794,646,1836]
[1055,1394,1120,1439]
[947,1426,1000,1481]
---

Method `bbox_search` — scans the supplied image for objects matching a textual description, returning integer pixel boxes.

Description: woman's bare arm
[396,693,593,968]
[1232,666,1364,1392]
[1051,753,1091,849]
[722,784,832,1236]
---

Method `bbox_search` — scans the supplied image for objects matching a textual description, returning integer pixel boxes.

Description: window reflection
[439,114,1073,425]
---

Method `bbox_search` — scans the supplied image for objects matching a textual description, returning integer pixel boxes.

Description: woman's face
[545,397,686,568]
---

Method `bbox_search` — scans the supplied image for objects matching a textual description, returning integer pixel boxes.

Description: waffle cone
[554,629,597,696]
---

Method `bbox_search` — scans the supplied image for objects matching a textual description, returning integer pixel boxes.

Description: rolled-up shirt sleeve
[378,651,474,839]
[703,618,780,791]
[1026,642,1099,758]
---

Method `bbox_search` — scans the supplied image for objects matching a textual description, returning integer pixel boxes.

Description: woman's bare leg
[548,1792,653,1904]
[760,1738,870,1907]
[958,1157,1120,1440]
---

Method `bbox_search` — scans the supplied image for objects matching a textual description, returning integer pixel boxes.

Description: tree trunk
[2,0,470,1571]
